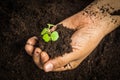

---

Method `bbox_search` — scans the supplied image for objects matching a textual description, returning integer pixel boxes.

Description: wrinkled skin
[25,0,120,72]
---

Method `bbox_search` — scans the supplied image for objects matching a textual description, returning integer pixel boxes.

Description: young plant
[41,24,59,42]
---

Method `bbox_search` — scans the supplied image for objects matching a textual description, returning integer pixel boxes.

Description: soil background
[0,0,120,80]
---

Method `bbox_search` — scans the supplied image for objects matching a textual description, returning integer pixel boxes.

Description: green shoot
[51,31,59,41]
[42,34,51,42]
[41,24,59,42]
[41,28,49,35]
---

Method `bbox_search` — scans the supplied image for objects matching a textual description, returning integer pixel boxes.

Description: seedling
[41,24,59,42]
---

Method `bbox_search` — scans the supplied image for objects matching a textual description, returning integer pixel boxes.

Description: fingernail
[45,63,53,72]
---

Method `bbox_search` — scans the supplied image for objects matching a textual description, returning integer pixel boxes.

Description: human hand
[25,0,120,72]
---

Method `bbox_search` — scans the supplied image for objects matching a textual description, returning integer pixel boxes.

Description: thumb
[43,50,80,72]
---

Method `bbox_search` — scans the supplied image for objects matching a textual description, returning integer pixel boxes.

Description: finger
[41,51,49,64]
[25,36,38,56]
[33,47,42,69]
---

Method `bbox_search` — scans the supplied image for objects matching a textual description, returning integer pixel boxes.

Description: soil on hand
[37,24,75,58]
[0,0,120,80]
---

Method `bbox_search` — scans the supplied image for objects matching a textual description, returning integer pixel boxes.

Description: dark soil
[0,0,120,80]
[37,24,75,58]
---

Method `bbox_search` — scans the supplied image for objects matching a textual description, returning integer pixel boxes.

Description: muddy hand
[25,0,120,72]
[43,0,120,72]
[24,10,91,71]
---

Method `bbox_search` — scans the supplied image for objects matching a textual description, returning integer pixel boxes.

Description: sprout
[51,31,59,41]
[41,28,49,35]
[41,24,59,42]
[42,34,51,42]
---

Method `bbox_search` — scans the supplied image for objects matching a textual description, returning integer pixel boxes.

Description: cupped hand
[25,9,120,72]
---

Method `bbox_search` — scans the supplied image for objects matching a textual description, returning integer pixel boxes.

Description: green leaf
[42,34,51,42]
[51,31,59,41]
[41,28,49,35]
[47,24,55,28]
